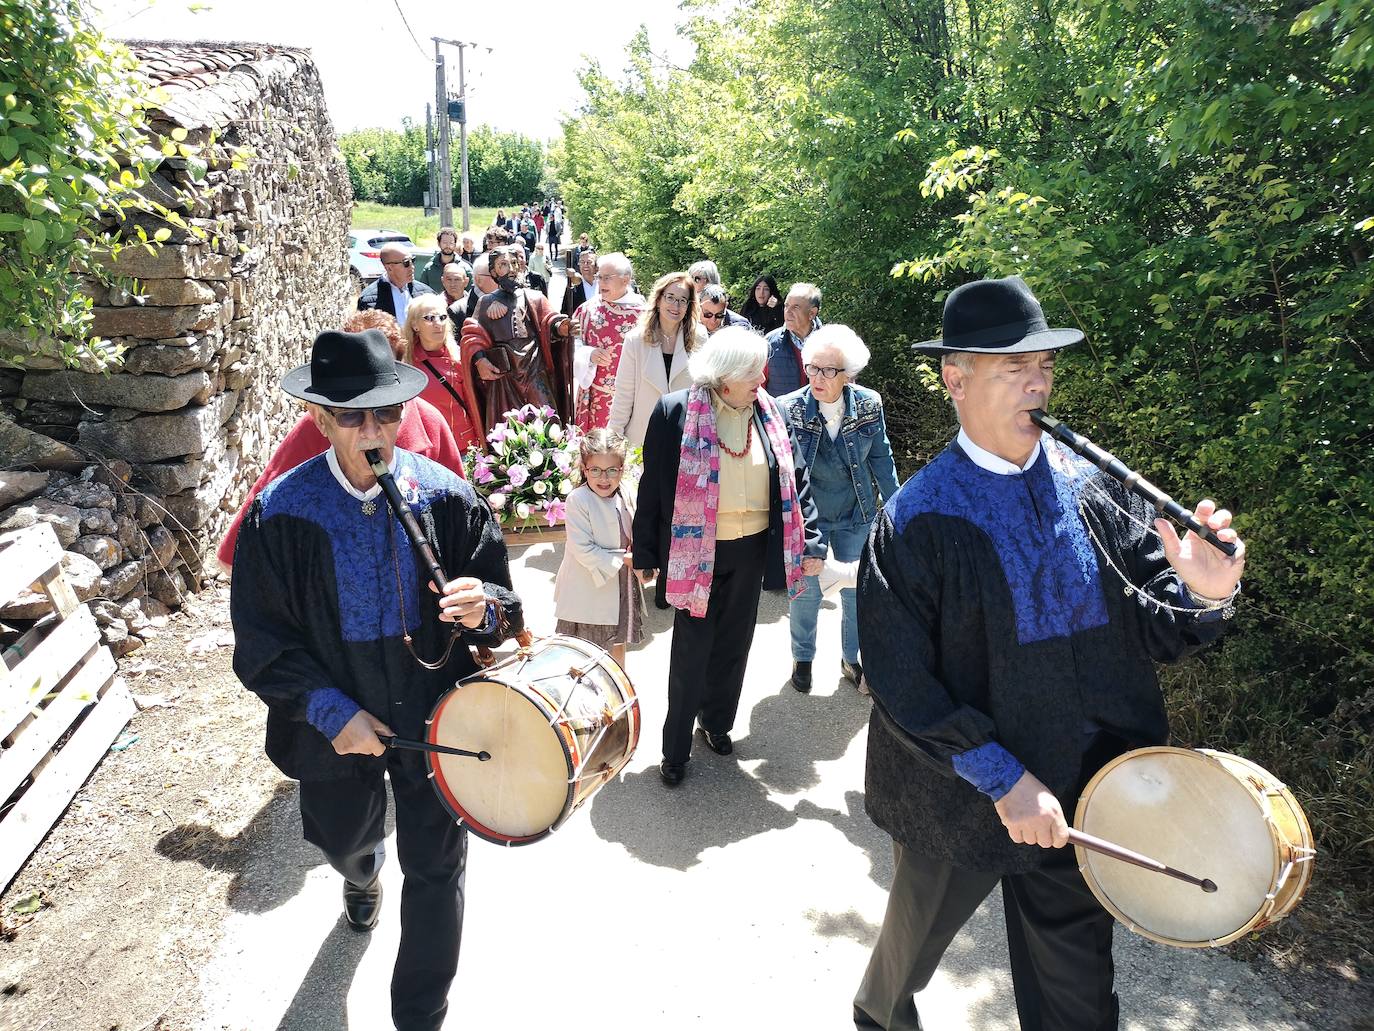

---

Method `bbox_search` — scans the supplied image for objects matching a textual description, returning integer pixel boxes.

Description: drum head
[1076,748,1276,946]
[429,678,571,843]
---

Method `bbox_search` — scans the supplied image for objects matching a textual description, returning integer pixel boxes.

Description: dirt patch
[0,578,287,1031]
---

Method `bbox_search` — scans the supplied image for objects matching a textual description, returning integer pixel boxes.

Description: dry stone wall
[0,42,351,653]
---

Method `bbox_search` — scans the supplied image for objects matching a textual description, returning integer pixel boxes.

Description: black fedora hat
[912,276,1084,356]
[281,329,426,408]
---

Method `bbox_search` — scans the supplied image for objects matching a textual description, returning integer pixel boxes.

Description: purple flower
[544,499,567,526]
[507,464,530,488]
[475,464,496,485]
[488,424,509,444]
[552,452,573,473]
[541,405,556,419]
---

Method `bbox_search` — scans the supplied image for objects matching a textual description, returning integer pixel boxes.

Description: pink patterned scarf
[665,386,807,617]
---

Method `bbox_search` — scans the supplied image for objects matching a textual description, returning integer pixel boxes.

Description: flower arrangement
[464,404,579,529]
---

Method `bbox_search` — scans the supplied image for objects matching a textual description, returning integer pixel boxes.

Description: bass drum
[1074,746,1315,947]
[425,635,639,846]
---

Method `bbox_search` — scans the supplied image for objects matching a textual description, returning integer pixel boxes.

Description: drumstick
[379,734,491,762]
[1069,829,1217,893]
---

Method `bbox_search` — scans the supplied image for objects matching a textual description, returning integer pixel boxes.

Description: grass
[351,202,506,248]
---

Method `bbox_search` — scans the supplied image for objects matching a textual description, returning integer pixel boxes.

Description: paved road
[194,540,1310,1031]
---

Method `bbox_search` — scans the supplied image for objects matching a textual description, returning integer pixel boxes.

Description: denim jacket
[780,383,901,530]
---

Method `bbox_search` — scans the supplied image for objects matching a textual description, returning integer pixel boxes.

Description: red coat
[411,348,482,453]
[217,398,466,568]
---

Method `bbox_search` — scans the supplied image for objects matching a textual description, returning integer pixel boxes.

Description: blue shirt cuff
[306,687,361,742]
[952,742,1025,801]
[1181,583,1236,622]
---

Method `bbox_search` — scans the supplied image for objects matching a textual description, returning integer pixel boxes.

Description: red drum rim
[424,679,576,847]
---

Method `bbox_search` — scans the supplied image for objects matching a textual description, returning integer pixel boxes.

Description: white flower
[549,424,564,442]
[488,493,506,510]
[490,439,507,457]
[532,480,547,495]
[531,419,545,435]
[516,501,531,520]
[559,478,572,495]
[528,449,545,468]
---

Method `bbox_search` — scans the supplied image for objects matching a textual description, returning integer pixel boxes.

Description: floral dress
[574,295,645,434]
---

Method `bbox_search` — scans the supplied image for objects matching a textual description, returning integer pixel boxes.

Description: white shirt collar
[325,446,398,501]
[957,428,1042,475]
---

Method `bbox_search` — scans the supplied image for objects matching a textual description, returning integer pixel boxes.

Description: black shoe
[841,659,864,684]
[343,877,382,932]
[698,727,732,756]
[659,760,685,786]
[791,660,813,694]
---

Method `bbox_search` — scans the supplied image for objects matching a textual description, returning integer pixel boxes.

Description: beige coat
[554,485,633,625]
[607,324,705,446]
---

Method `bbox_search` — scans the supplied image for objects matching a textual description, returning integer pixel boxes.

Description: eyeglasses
[383,258,414,268]
[595,273,623,283]
[700,309,725,321]
[420,313,447,324]
[662,293,691,308]
[585,466,623,478]
[804,364,844,380]
[326,404,404,428]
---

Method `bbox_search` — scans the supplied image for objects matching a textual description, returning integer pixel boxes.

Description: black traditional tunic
[860,436,1232,874]
[231,448,521,782]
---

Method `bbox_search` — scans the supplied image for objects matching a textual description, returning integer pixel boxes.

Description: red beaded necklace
[718,412,753,458]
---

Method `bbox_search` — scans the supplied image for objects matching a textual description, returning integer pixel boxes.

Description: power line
[389,0,429,60]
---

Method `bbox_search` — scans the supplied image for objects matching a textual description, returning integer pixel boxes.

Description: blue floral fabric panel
[951,741,1026,801]
[885,439,1108,644]
[305,686,361,740]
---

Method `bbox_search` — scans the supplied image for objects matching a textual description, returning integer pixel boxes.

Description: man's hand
[486,301,509,320]
[554,315,575,339]
[635,568,657,586]
[620,551,635,567]
[993,771,1069,848]
[432,575,488,627]
[1155,498,1246,602]
[591,346,614,368]
[800,556,824,577]
[331,710,395,757]
[476,355,504,381]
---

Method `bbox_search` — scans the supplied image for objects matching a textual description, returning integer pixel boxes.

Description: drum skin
[1073,747,1314,948]
[425,636,639,846]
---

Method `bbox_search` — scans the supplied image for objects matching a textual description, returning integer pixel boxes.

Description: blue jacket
[764,321,821,396]
[779,383,900,534]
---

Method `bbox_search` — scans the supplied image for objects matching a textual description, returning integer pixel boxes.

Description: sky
[93,0,698,142]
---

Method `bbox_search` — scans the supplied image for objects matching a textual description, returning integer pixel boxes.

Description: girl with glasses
[553,429,645,668]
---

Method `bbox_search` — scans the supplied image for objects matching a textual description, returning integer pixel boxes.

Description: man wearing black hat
[852,277,1246,1030]
[229,328,522,1031]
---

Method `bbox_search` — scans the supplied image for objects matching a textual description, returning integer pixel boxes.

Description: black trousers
[299,748,468,1031]
[661,531,767,763]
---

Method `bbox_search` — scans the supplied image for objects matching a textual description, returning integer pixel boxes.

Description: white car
[348,229,415,290]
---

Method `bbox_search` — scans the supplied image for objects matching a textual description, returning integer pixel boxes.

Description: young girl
[553,429,645,667]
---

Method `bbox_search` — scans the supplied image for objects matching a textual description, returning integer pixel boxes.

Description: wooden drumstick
[1069,829,1218,893]
[379,734,491,762]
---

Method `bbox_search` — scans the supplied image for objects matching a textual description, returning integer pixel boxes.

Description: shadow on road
[274,916,371,1031]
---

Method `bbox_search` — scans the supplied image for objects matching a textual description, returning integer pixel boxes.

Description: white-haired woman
[777,324,899,695]
[403,293,481,453]
[632,326,824,787]
[572,251,645,433]
[688,259,720,296]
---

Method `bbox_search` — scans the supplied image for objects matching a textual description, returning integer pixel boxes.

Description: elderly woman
[688,259,720,296]
[572,251,645,433]
[609,270,706,447]
[403,293,482,454]
[633,326,824,787]
[778,325,899,694]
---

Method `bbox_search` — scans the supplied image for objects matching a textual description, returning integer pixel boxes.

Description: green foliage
[0,0,188,368]
[350,202,501,245]
[339,122,546,208]
[555,0,1374,915]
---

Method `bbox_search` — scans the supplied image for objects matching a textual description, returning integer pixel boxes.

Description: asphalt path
[194,538,1311,1031]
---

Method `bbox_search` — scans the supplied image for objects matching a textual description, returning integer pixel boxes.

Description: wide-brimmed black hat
[281,329,426,408]
[912,276,1084,355]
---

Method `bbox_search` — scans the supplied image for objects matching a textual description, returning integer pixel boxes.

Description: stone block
[23,368,212,414]
[148,567,186,606]
[135,494,166,528]
[144,525,180,569]
[46,480,116,511]
[71,534,122,570]
[120,336,217,376]
[162,448,237,529]
[138,457,201,495]
[78,389,238,462]
[0,471,50,508]
[116,512,138,550]
[0,498,82,546]
[92,459,134,488]
[79,507,117,535]
[100,559,145,600]
[135,279,218,307]
[0,413,84,470]
[99,243,231,281]
[90,303,224,340]
[0,551,102,619]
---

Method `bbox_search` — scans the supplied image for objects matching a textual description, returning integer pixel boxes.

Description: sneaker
[791,660,813,694]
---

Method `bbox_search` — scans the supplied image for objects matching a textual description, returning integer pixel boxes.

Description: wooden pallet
[501,521,567,547]
[0,523,136,892]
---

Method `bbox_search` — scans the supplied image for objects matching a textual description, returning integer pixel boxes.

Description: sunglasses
[326,404,404,428]
[804,364,844,380]
[420,313,447,324]
[383,258,414,268]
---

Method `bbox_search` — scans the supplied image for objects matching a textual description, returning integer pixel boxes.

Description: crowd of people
[225,210,1247,1031]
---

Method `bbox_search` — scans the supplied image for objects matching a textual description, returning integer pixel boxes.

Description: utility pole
[424,101,437,217]
[457,43,471,232]
[434,41,454,228]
